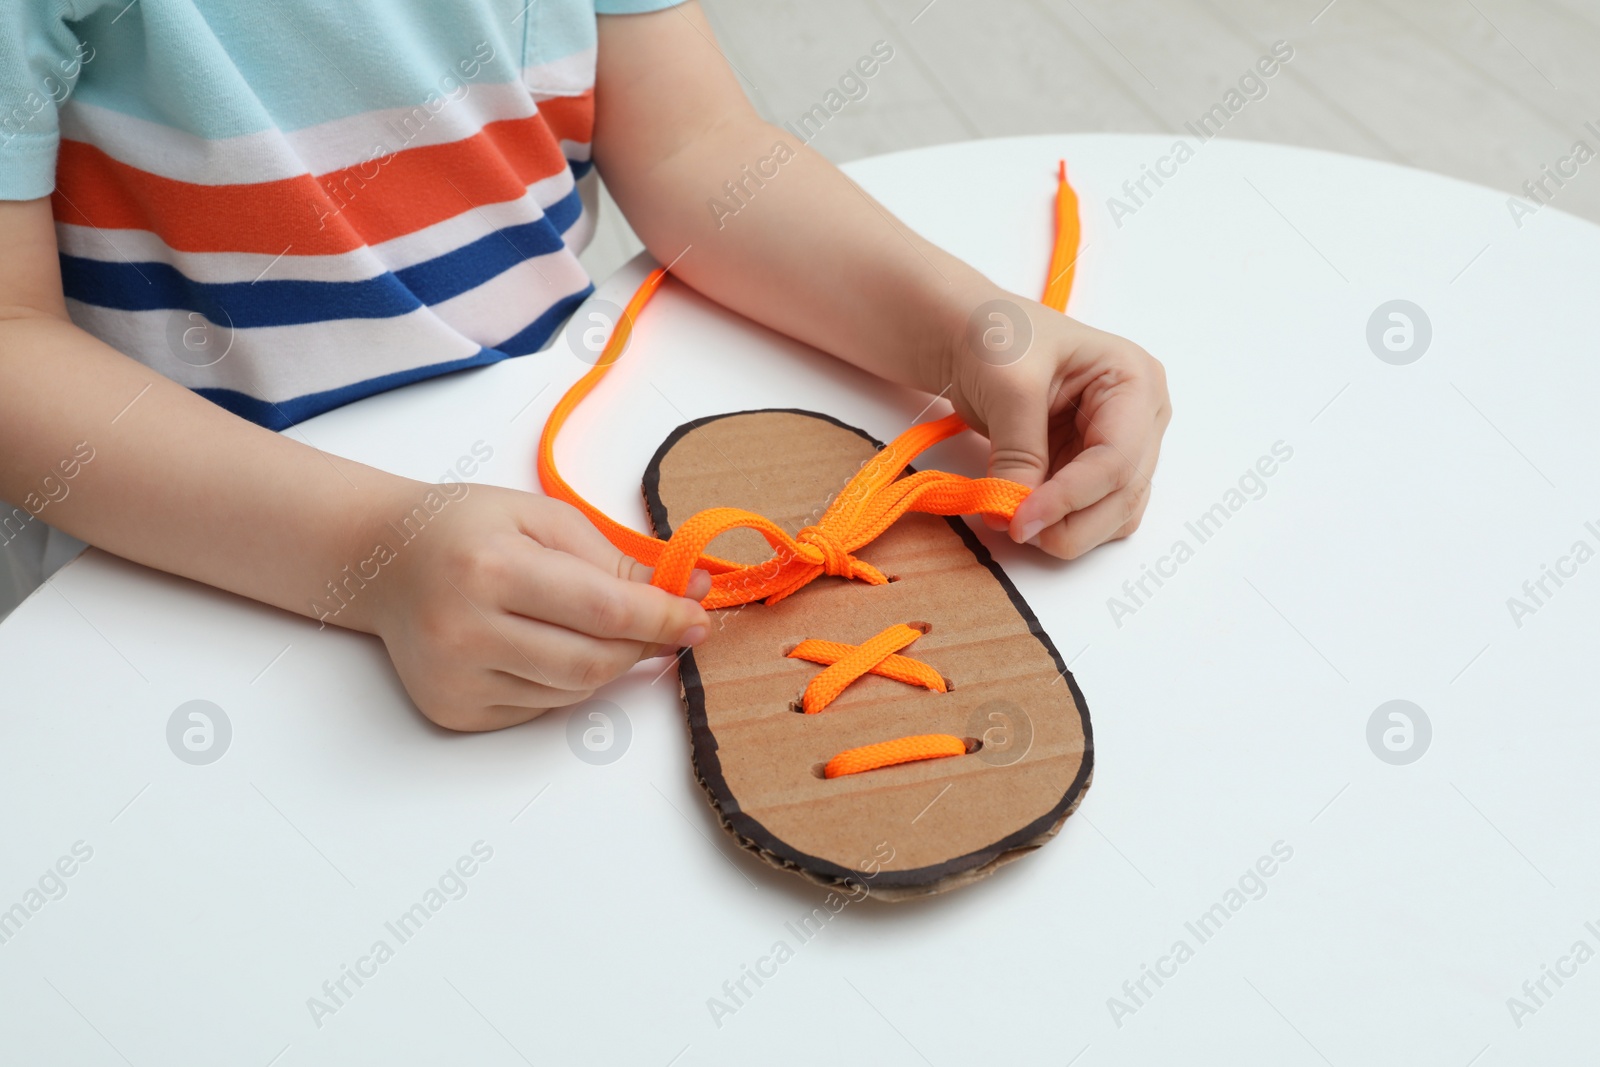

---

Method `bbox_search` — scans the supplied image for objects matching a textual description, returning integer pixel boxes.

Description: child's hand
[362,484,710,732]
[946,296,1171,560]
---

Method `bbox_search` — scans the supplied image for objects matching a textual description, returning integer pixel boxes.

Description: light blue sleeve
[0,0,102,200]
[593,0,690,14]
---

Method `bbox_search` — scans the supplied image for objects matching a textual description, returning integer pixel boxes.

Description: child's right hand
[358,483,710,732]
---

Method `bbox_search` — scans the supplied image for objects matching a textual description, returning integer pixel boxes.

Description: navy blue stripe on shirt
[59,184,585,328]
[194,284,591,430]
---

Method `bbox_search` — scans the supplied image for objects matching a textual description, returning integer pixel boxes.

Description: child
[0,0,1169,729]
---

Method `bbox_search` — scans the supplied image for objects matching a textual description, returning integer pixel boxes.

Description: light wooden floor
[582,0,1600,280]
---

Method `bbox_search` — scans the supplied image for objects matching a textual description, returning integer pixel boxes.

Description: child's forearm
[594,11,992,396]
[0,309,410,632]
[620,120,989,394]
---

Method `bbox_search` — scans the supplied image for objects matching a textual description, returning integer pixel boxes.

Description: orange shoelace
[787,622,948,715]
[538,162,1079,778]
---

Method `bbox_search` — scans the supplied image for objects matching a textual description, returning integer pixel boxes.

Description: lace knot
[795,525,854,576]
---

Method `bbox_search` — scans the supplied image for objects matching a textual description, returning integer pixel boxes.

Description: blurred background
[583,0,1600,280]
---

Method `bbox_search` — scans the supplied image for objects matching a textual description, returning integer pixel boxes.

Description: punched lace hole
[963,736,984,755]
[907,620,932,634]
[810,761,829,779]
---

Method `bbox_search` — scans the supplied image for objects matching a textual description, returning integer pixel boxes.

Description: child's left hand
[942,294,1171,560]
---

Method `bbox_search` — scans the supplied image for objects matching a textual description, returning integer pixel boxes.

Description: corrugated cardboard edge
[643,409,1095,901]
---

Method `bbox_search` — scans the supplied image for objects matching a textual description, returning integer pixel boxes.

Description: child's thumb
[980,399,1049,534]
[984,398,1050,489]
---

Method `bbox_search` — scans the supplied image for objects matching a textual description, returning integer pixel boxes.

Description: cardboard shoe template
[644,408,1092,900]
[538,165,1093,900]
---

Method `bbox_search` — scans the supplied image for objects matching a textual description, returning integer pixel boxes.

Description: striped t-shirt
[0,0,683,429]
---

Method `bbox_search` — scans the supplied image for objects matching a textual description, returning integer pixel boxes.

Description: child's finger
[479,675,597,727]
[430,674,597,732]
[982,391,1051,531]
[486,672,596,712]
[984,391,1052,490]
[1034,481,1152,560]
[503,544,708,646]
[682,567,713,600]
[1009,397,1152,543]
[488,613,649,691]
[527,497,648,575]
[533,498,712,599]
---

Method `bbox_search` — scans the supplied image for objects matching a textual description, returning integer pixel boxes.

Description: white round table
[4,134,1596,1065]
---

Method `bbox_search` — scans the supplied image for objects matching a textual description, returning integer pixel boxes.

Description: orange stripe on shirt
[535,90,594,146]
[51,102,592,256]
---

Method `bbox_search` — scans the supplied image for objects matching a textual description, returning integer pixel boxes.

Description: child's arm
[0,197,708,729]
[595,3,1170,559]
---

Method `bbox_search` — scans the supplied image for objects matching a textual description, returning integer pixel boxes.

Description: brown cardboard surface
[644,409,1092,900]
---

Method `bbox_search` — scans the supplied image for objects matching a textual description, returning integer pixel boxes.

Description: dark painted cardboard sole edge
[642,408,1096,900]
